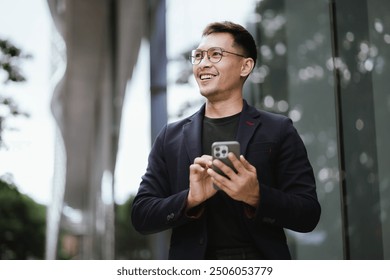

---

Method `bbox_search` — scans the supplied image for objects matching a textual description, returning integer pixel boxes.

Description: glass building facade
[241,0,390,259]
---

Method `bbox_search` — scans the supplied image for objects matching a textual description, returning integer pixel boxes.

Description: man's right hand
[187,155,216,210]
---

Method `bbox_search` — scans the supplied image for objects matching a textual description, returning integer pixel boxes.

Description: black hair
[202,21,257,66]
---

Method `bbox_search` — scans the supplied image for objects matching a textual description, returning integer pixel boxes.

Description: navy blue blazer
[131,100,321,259]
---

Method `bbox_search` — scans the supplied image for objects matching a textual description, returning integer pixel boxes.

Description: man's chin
[200,91,213,99]
[199,87,216,97]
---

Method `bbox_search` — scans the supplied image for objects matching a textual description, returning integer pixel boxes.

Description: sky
[0,0,255,205]
[0,0,54,204]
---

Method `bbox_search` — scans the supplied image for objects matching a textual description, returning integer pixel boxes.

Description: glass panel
[367,0,390,260]
[285,0,342,259]
[248,0,343,259]
[332,0,383,259]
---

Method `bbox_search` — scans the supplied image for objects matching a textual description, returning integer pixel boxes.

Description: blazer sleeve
[131,125,194,234]
[253,118,321,233]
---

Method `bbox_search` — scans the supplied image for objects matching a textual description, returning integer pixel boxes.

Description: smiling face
[193,33,250,102]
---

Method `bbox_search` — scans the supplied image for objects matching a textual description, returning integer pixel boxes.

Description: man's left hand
[207,153,260,207]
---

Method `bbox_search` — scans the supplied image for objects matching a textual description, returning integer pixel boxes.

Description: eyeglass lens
[190,47,223,64]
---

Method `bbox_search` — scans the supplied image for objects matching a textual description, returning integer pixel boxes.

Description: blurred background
[0,0,389,260]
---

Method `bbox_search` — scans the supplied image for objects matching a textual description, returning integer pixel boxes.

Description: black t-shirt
[202,113,240,155]
[202,113,253,249]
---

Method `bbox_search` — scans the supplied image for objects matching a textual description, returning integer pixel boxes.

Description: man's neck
[205,96,243,118]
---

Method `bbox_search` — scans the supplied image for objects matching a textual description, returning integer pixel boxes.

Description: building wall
[244,0,390,259]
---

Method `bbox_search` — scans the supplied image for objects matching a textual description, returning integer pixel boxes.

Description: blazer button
[167,213,175,221]
[262,217,275,224]
[199,237,204,245]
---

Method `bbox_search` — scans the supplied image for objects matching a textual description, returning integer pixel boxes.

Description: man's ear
[240,58,255,78]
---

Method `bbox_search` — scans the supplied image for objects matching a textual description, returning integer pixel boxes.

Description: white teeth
[200,74,214,80]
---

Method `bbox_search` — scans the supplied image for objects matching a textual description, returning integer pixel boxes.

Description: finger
[201,154,213,161]
[227,152,245,173]
[212,159,237,179]
[194,156,212,167]
[210,174,239,200]
[239,155,256,172]
[209,175,226,192]
[189,163,205,174]
[207,167,232,189]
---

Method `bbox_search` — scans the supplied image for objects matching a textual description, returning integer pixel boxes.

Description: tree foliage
[0,39,43,259]
[0,178,46,259]
[0,38,31,148]
[115,195,151,259]
[0,39,31,83]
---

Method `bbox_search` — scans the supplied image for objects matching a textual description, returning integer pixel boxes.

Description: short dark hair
[202,21,257,66]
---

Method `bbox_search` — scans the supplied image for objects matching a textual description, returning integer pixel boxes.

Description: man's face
[193,33,246,101]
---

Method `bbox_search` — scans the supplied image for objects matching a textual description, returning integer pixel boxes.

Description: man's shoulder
[259,109,289,123]
[246,102,289,124]
[167,105,204,128]
[166,111,198,129]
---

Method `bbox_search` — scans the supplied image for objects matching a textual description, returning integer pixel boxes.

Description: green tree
[0,39,44,259]
[115,195,151,259]
[0,177,46,259]
[0,38,31,148]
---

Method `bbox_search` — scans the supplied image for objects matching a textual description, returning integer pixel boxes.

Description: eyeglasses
[189,47,246,65]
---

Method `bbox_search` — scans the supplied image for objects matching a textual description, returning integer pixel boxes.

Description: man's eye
[194,53,202,58]
[211,51,222,57]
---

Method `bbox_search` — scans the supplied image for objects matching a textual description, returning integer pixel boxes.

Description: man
[131,21,321,259]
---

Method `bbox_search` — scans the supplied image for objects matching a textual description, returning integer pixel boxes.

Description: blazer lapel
[236,100,262,156]
[183,104,205,161]
[182,101,261,159]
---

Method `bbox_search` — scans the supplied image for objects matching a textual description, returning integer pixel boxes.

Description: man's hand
[187,155,217,210]
[207,153,260,207]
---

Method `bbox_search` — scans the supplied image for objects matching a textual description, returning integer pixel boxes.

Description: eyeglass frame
[189,47,247,65]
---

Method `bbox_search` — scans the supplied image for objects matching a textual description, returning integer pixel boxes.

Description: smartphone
[211,141,240,190]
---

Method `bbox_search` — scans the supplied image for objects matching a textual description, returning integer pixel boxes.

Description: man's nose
[198,51,212,66]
